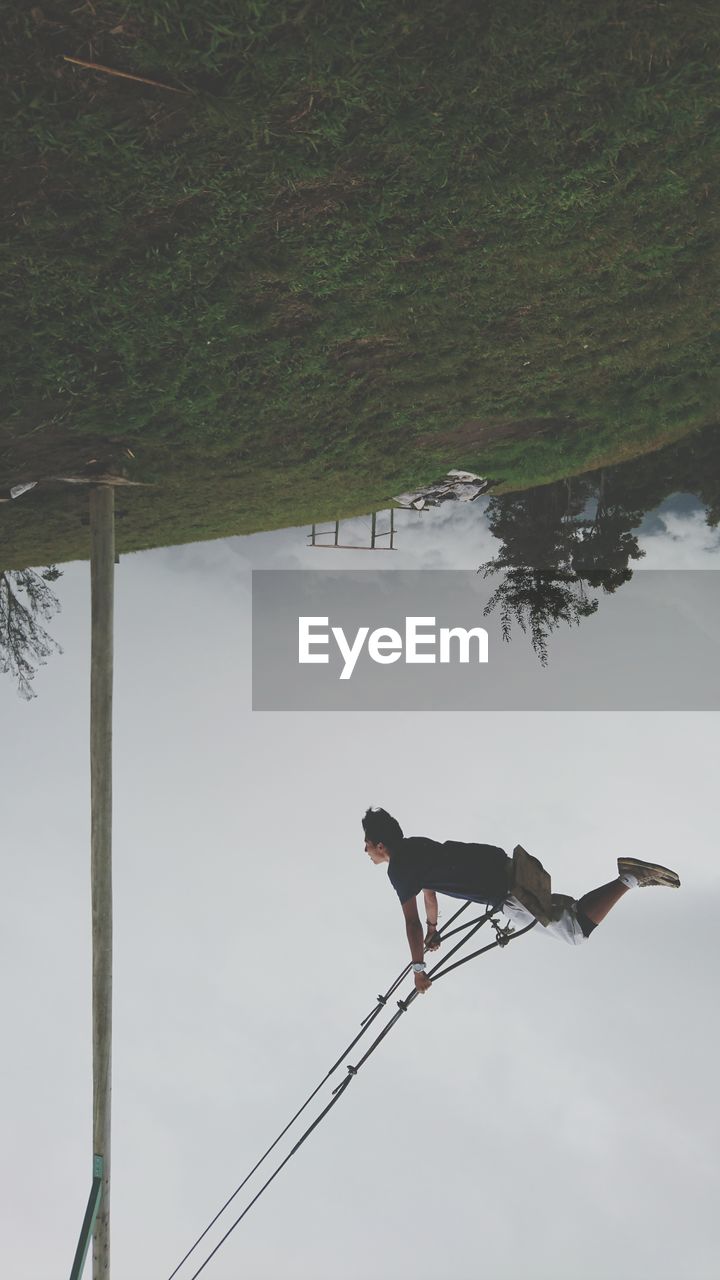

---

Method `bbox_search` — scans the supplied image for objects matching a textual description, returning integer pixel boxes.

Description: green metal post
[69,1156,104,1280]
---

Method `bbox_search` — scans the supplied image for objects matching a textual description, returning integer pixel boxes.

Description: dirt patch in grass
[329,335,405,378]
[418,417,574,453]
[269,171,367,229]
[0,421,134,486]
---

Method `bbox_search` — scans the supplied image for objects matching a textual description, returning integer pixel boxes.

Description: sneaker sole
[618,857,681,888]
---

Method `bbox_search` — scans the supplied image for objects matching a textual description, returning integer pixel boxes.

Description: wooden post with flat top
[89,486,114,1279]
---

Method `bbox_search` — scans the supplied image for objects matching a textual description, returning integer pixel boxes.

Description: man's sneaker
[617,857,681,888]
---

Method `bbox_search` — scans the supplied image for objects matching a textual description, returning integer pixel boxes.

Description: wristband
[412,962,427,973]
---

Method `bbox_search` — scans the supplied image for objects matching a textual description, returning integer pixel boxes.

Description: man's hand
[402,897,435,994]
[424,925,441,951]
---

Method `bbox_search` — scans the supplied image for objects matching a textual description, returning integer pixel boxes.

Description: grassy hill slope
[2,0,719,564]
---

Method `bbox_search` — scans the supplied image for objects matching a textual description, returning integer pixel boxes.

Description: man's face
[364,837,389,865]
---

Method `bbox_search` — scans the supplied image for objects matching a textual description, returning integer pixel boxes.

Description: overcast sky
[2,495,719,1280]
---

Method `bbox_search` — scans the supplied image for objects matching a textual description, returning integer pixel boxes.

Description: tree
[483,480,594,571]
[479,421,720,662]
[482,566,598,665]
[0,567,62,699]
[570,472,646,588]
[480,473,640,662]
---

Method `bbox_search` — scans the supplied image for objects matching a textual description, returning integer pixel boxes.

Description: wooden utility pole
[89,486,115,1279]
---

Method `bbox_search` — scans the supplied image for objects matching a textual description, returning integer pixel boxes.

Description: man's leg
[576,856,681,931]
[576,878,629,927]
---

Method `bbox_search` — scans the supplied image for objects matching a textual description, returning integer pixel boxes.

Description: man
[362,807,681,994]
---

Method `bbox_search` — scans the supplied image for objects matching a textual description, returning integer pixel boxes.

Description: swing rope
[166,899,475,1280]
[166,905,537,1280]
[332,912,537,1089]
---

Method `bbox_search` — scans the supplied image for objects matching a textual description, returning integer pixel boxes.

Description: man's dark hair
[362,807,404,852]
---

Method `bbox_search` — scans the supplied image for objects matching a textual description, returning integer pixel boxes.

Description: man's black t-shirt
[387,837,510,906]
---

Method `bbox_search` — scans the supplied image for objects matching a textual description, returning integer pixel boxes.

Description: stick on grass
[62,56,190,94]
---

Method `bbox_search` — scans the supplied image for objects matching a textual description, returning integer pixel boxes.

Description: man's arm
[422,889,441,950]
[402,896,432,993]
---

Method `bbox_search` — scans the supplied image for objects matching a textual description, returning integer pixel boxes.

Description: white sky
[1,496,719,1280]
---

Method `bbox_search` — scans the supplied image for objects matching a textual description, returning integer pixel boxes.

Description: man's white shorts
[502,894,589,945]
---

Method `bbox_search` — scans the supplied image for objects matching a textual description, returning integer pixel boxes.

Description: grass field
[2,0,719,566]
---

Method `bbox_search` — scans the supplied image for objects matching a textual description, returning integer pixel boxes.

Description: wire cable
[166,899,474,1280]
[175,905,535,1279]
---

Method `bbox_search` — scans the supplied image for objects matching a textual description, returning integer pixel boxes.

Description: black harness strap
[431,916,538,982]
